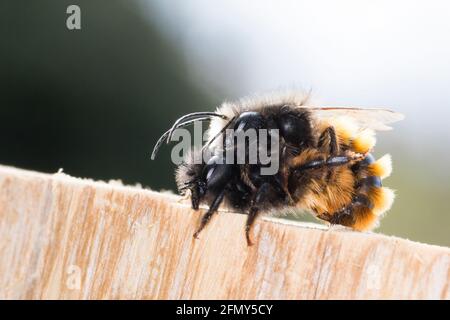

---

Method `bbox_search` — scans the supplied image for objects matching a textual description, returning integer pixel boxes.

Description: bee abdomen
[358,175,382,190]
[367,154,392,180]
[348,153,395,231]
[353,153,392,181]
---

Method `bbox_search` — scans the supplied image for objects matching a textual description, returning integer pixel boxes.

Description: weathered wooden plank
[0,165,448,299]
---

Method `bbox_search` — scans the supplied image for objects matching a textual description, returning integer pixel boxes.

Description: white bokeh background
[145,0,450,134]
[140,0,450,245]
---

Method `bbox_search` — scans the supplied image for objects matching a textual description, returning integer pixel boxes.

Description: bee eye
[277,113,311,146]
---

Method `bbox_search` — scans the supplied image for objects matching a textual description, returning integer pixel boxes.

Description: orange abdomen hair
[293,117,395,231]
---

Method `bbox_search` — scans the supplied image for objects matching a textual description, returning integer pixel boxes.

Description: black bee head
[276,107,313,148]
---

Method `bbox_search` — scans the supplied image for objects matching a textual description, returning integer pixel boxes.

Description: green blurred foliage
[1,1,448,247]
[378,143,450,247]
[1,0,212,191]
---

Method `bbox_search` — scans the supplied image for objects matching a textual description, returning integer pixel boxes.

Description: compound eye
[278,113,311,146]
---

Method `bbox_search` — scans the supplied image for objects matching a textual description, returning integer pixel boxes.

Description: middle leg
[245,182,283,246]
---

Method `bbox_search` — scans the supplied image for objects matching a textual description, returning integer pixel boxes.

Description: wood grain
[0,165,448,299]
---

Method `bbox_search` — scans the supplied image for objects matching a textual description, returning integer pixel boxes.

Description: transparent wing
[303,106,405,131]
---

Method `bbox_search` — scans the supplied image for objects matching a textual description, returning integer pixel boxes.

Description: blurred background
[1,0,449,246]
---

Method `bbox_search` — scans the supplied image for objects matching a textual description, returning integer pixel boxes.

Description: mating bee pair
[152,94,404,245]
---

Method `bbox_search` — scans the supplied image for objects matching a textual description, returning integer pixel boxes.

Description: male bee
[151,93,404,246]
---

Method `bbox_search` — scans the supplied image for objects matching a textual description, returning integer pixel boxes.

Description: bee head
[276,106,313,148]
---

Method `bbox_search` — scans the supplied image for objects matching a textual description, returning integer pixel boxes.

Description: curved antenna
[151,117,212,160]
[165,112,228,143]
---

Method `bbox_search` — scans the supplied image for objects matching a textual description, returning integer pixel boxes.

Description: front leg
[193,189,226,239]
[192,159,236,239]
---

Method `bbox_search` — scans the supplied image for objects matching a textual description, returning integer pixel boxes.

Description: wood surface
[0,165,448,299]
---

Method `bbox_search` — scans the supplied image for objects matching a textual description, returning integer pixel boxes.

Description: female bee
[152,93,404,246]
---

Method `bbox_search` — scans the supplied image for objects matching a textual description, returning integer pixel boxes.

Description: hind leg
[295,126,363,172]
[318,195,370,226]
[318,185,394,231]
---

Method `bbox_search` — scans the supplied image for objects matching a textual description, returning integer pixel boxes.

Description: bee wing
[304,106,405,131]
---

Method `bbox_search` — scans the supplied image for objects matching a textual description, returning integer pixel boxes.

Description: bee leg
[318,207,353,226]
[190,182,205,210]
[318,126,339,156]
[193,189,226,239]
[245,182,279,246]
[245,207,259,246]
[320,195,370,226]
[328,206,354,225]
[297,152,364,172]
[295,127,356,173]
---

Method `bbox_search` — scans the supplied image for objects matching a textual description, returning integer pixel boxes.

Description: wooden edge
[0,165,449,299]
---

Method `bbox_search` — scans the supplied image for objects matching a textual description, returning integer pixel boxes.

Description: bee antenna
[151,116,217,160]
[165,112,228,144]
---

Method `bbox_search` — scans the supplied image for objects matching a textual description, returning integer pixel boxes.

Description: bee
[151,93,404,246]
